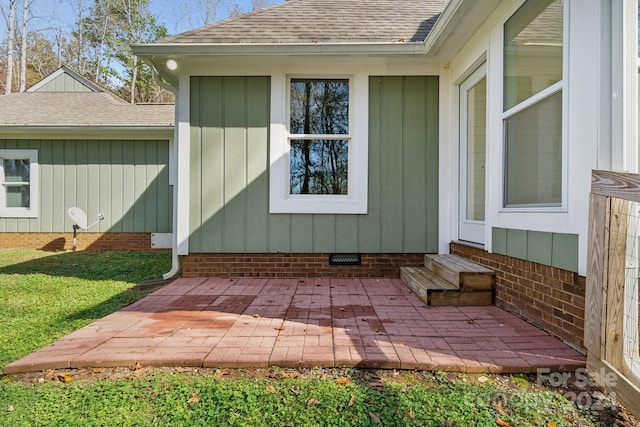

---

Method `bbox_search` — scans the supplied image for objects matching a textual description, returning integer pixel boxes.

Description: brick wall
[182,253,425,279]
[451,242,585,351]
[0,232,160,251]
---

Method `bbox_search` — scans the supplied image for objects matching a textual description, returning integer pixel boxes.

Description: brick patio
[3,277,586,374]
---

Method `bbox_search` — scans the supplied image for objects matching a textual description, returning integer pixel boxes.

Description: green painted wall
[189,75,439,253]
[0,139,172,233]
[492,227,578,272]
[33,73,94,92]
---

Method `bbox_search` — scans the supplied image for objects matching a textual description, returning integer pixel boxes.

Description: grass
[0,248,171,370]
[0,249,604,426]
[1,368,596,427]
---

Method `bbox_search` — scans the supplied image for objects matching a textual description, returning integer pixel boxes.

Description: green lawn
[0,249,609,426]
[0,248,170,370]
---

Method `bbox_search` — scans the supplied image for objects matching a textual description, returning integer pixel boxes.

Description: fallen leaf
[266,385,276,392]
[58,374,73,383]
[336,377,350,385]
[130,362,142,371]
[128,368,148,379]
[547,423,558,427]
[493,402,506,415]
[563,417,574,423]
[187,393,200,404]
[467,320,475,324]
[478,375,488,383]
[369,411,381,424]
[289,372,299,379]
[290,388,300,396]
[7,405,14,412]
[347,394,356,407]
[307,398,320,407]
[496,419,512,427]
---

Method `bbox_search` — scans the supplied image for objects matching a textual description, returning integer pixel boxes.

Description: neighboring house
[0,66,175,251]
[131,0,636,352]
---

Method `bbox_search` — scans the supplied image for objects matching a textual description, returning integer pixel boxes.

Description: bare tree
[173,0,223,29]
[19,0,31,92]
[250,0,268,11]
[228,0,269,19]
[227,2,243,17]
[5,0,16,94]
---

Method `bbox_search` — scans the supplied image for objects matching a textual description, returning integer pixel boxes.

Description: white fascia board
[0,126,173,140]
[132,42,428,58]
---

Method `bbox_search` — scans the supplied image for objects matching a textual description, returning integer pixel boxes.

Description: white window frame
[501,0,567,211]
[0,149,39,218]
[269,73,368,214]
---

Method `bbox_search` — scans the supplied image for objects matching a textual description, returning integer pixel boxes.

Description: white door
[459,64,487,245]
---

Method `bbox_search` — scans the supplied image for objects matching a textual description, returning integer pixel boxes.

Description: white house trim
[176,74,191,256]
[269,73,368,214]
[0,149,39,218]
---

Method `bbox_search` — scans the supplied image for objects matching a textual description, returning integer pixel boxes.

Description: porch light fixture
[166,59,178,71]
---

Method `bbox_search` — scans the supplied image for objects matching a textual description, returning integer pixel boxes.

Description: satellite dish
[67,207,104,251]
[68,207,88,230]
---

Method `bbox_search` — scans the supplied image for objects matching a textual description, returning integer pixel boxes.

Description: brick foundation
[0,232,161,251]
[451,242,585,351]
[182,253,425,279]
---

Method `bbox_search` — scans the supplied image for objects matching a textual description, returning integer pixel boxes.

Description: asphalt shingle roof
[159,0,448,45]
[0,92,174,127]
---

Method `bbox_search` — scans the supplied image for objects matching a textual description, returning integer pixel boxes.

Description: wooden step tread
[400,266,493,307]
[424,254,495,290]
[424,254,493,273]
[400,266,458,291]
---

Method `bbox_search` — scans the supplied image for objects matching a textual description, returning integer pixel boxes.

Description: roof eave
[133,42,430,87]
[132,0,505,68]
[132,41,428,57]
[423,0,505,62]
[0,125,174,140]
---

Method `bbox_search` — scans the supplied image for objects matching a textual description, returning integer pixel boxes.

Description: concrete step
[400,266,493,306]
[424,254,495,291]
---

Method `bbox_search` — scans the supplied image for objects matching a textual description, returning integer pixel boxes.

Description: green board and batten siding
[492,227,579,272]
[189,75,439,253]
[32,73,94,92]
[0,139,172,233]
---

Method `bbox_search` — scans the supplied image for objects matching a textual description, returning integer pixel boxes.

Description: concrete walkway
[4,277,585,374]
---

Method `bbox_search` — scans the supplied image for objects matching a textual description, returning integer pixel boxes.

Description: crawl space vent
[329,253,362,266]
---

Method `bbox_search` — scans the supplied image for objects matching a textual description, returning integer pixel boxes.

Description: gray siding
[0,139,172,233]
[189,75,439,254]
[33,73,94,92]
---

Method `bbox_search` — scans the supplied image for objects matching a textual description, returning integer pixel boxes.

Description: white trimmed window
[503,0,564,208]
[0,150,39,218]
[270,74,368,214]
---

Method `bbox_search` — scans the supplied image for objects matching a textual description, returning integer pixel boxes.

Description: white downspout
[153,69,181,280]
